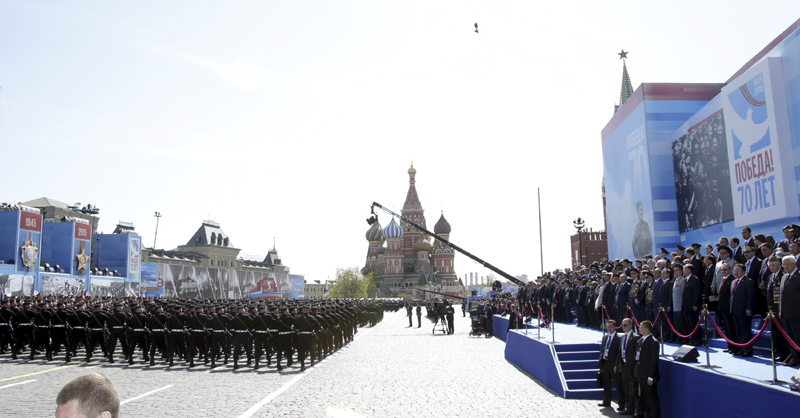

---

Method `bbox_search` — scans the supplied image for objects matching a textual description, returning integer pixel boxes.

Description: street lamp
[153,212,162,249]
[573,218,585,268]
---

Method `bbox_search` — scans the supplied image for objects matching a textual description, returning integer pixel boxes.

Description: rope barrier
[602,306,624,330]
[628,308,640,327]
[771,316,800,353]
[707,314,769,348]
[661,310,703,339]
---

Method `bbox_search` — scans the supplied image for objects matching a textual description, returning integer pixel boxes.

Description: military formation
[0,296,396,371]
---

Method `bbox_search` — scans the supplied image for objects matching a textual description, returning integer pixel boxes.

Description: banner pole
[763,311,787,384]
[699,306,719,368]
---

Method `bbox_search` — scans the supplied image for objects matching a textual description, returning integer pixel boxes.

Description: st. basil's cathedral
[362,164,465,299]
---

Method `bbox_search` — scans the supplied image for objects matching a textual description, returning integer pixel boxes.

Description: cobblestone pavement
[0,311,607,418]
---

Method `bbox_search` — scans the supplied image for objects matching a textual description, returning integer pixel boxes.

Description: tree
[481,273,497,287]
[328,267,367,298]
[364,272,378,298]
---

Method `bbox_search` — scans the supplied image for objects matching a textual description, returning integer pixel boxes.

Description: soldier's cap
[39,302,48,307]
[660,247,668,253]
[793,224,800,230]
[76,302,85,307]
[113,302,123,307]
[133,305,143,310]
[301,305,310,310]
[676,245,686,250]
[622,259,630,263]
[257,305,266,311]
[784,225,793,230]
[691,243,702,248]
[93,304,102,309]
[1,299,9,304]
[630,268,639,273]
[717,245,732,254]
[643,271,655,278]
[674,265,684,271]
[216,306,224,311]
[57,301,66,306]
[280,306,289,312]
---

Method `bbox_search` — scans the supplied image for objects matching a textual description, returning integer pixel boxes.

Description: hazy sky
[2,1,799,283]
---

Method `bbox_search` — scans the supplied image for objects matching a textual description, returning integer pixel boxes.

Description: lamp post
[573,218,585,268]
[153,212,162,249]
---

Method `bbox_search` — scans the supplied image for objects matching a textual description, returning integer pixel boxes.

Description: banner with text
[722,57,799,227]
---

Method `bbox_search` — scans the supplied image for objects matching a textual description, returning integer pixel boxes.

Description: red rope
[628,308,641,327]
[661,310,703,339]
[771,317,800,353]
[602,306,624,330]
[538,305,549,328]
[707,315,769,348]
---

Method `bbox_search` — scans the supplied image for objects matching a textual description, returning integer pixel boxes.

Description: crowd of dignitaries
[511,225,800,368]
[0,296,397,371]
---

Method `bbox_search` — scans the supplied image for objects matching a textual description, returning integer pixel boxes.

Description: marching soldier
[295,305,319,371]
[166,305,188,367]
[187,304,209,367]
[273,306,295,371]
[87,303,109,361]
[148,304,169,366]
[228,305,252,370]
[126,305,150,365]
[67,302,90,363]
[50,301,71,362]
[0,299,15,355]
[106,302,129,363]
[207,305,230,368]
[252,305,272,370]
[30,302,53,361]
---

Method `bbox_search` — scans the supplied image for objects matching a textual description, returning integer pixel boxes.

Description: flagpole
[538,187,544,276]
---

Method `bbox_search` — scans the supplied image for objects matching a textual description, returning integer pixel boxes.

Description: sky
[2,1,799,284]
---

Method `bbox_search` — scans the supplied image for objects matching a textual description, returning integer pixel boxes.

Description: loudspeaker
[790,369,800,391]
[671,345,699,363]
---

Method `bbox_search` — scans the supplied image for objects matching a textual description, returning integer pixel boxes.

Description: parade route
[0,310,605,417]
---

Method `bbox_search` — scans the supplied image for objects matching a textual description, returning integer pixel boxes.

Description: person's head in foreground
[55,373,119,418]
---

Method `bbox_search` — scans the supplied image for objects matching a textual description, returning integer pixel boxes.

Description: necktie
[734,278,740,294]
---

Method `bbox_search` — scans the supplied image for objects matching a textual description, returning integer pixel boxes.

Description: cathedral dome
[408,163,416,175]
[365,221,383,242]
[376,246,386,255]
[383,218,404,239]
[414,238,432,253]
[434,213,451,235]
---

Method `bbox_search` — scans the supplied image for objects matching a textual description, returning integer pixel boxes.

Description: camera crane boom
[368,202,525,287]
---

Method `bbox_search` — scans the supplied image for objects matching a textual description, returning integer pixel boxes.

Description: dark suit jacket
[635,334,660,382]
[682,275,702,312]
[780,270,800,320]
[730,277,755,316]
[733,246,745,264]
[717,275,736,314]
[744,257,762,283]
[616,331,641,376]
[602,283,616,311]
[657,279,673,311]
[599,332,622,370]
[616,282,631,310]
[691,256,705,283]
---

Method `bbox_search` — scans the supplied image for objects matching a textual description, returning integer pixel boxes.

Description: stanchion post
[699,305,719,369]
[551,303,557,343]
[536,303,542,340]
[658,305,668,357]
[762,310,787,384]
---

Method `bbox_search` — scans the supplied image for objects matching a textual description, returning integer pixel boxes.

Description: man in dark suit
[764,256,789,361]
[780,255,800,366]
[743,246,762,283]
[603,275,618,323]
[744,246,767,317]
[731,263,755,356]
[741,227,755,257]
[636,321,661,418]
[616,275,631,324]
[615,318,641,416]
[657,269,674,343]
[731,237,745,265]
[598,320,624,410]
[717,263,738,354]
[682,264,703,345]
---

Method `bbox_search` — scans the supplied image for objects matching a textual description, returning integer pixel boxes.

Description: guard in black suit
[731,264,755,356]
[743,247,767,316]
[598,320,624,410]
[779,256,800,366]
[636,321,660,418]
[764,256,789,361]
[615,318,641,416]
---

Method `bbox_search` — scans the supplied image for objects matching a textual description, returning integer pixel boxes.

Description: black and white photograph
[672,111,734,232]
[0,273,35,297]
[158,264,292,299]
[40,275,85,296]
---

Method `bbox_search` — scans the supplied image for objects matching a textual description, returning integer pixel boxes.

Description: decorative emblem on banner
[21,237,39,268]
[76,241,89,274]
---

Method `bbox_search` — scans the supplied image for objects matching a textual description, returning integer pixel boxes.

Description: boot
[150,359,155,366]
[128,357,134,365]
[300,360,306,371]
[277,363,283,371]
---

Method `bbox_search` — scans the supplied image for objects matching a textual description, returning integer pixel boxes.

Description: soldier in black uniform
[445,302,455,334]
[30,302,53,360]
[415,302,422,328]
[228,305,252,369]
[295,304,319,371]
[67,302,91,362]
[187,304,209,367]
[126,305,150,365]
[273,306,295,371]
[12,300,35,359]
[207,305,229,368]
[50,301,71,362]
[87,303,108,361]
[166,304,188,367]
[0,299,15,355]
[105,302,128,363]
[310,306,328,361]
[148,304,169,365]
[252,305,272,370]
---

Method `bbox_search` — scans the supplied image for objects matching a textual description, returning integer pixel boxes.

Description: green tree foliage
[328,267,367,298]
[364,272,378,298]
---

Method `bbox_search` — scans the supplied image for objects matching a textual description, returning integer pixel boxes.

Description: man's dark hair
[640,320,653,332]
[56,373,119,418]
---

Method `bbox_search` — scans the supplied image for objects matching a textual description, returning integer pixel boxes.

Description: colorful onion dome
[434,213,451,235]
[383,218,404,239]
[414,237,432,252]
[376,246,386,255]
[365,221,383,242]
